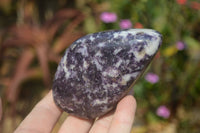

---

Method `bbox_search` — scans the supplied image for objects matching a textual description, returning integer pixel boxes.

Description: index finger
[14,90,62,133]
[108,95,137,133]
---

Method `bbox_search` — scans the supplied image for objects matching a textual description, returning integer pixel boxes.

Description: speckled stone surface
[52,29,162,119]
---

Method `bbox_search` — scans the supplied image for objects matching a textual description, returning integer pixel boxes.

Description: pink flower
[134,22,143,29]
[190,2,200,10]
[176,0,187,5]
[145,73,159,84]
[156,105,170,118]
[119,19,132,29]
[176,41,185,50]
[155,51,161,59]
[100,12,117,23]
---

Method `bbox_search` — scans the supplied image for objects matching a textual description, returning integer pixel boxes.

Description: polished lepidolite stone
[52,29,162,119]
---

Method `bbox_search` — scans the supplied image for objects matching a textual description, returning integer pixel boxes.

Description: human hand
[14,90,137,133]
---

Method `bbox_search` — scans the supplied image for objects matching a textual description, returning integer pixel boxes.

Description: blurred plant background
[0,0,200,132]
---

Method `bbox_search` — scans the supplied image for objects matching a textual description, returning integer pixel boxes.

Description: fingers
[89,111,114,133]
[88,95,137,133]
[58,115,93,133]
[108,95,137,133]
[14,91,136,133]
[14,90,62,133]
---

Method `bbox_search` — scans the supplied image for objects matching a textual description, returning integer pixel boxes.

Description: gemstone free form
[52,29,162,119]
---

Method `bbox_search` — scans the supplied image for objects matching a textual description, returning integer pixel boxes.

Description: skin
[14,90,137,133]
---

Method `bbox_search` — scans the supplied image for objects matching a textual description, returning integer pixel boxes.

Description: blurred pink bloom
[134,22,143,29]
[156,105,170,118]
[145,73,159,84]
[100,12,117,23]
[190,1,200,10]
[119,19,132,29]
[176,0,187,5]
[155,51,161,59]
[176,41,185,50]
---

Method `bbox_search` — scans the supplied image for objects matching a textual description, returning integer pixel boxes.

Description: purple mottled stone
[52,29,162,119]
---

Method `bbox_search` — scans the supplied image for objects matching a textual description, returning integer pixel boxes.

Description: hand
[14,90,137,133]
